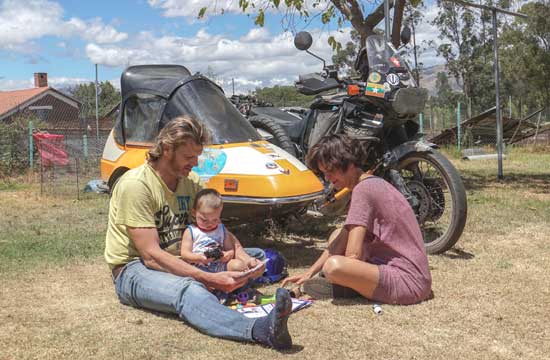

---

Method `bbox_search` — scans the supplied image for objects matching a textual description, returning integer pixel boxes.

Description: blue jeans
[114,248,265,341]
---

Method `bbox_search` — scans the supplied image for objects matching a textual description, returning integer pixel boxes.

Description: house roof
[0,87,50,116]
[0,86,81,121]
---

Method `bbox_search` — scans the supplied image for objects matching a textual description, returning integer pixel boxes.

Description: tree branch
[365,0,395,35]
[332,1,368,46]
[391,0,406,48]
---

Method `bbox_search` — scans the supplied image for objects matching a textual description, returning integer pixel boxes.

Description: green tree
[69,81,120,119]
[431,0,501,114]
[331,29,361,76]
[500,1,550,115]
[254,85,314,107]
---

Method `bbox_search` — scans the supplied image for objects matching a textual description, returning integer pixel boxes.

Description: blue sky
[0,0,443,93]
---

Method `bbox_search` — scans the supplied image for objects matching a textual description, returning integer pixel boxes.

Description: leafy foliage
[0,114,45,177]
[254,85,314,107]
[500,1,550,113]
[68,81,120,119]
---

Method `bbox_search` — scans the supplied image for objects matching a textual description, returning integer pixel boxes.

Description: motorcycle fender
[386,141,438,167]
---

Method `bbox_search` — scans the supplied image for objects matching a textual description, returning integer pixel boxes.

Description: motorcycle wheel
[396,151,467,254]
[249,115,297,157]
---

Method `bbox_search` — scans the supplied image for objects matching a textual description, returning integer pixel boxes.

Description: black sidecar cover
[114,64,261,146]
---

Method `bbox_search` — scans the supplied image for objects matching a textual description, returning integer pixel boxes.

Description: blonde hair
[147,116,210,163]
[193,188,223,211]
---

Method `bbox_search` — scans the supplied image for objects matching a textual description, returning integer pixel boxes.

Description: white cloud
[0,78,34,90]
[85,27,353,94]
[66,17,128,44]
[0,76,91,91]
[0,0,127,48]
[47,76,90,88]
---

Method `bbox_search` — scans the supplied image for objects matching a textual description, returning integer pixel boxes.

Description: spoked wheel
[397,151,467,254]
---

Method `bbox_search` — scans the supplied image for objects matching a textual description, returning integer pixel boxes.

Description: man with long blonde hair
[105,116,294,349]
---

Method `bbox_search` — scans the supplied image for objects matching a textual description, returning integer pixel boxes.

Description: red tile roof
[0,87,50,116]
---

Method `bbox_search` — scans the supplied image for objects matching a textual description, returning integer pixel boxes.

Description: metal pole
[83,134,88,158]
[76,157,80,201]
[410,11,420,86]
[232,78,235,96]
[29,120,34,169]
[95,64,100,146]
[384,0,391,43]
[493,9,504,180]
[457,101,461,152]
[419,113,424,140]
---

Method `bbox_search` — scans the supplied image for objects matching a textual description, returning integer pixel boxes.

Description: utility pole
[450,0,527,180]
[95,64,100,146]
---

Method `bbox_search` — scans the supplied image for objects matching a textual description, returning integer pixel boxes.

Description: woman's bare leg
[322,255,380,299]
[327,227,348,256]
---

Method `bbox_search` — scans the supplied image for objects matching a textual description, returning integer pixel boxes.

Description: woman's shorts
[372,264,431,305]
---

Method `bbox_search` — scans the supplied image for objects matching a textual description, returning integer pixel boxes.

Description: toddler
[181,189,248,273]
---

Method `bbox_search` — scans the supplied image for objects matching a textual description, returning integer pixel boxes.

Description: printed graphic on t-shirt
[154,204,189,249]
[177,196,191,212]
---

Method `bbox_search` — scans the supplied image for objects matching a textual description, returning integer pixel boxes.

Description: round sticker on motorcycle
[386,73,400,86]
[368,72,382,83]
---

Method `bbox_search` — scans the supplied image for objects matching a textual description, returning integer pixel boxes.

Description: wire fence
[30,127,110,199]
[2,101,548,199]
[419,103,550,154]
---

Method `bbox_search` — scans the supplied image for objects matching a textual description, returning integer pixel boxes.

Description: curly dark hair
[305,134,374,176]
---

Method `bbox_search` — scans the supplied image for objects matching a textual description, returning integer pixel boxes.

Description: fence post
[419,113,424,141]
[29,121,34,168]
[457,101,461,152]
[83,134,88,158]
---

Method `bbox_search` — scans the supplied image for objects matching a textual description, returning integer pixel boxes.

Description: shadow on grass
[462,171,550,193]
[230,216,337,268]
[440,247,475,260]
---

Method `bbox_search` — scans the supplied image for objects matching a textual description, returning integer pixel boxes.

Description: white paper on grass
[235,298,312,318]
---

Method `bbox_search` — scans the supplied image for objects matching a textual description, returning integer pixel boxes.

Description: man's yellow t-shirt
[104,163,202,269]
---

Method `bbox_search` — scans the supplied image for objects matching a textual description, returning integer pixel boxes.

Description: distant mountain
[418,64,462,96]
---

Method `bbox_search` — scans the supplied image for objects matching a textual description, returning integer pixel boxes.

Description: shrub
[0,114,44,178]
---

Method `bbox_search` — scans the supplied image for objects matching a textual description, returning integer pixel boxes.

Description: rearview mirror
[400,26,411,46]
[294,31,313,51]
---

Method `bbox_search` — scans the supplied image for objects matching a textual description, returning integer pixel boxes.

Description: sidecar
[100,65,324,223]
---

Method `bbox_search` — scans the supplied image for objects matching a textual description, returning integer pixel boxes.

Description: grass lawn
[1,146,549,359]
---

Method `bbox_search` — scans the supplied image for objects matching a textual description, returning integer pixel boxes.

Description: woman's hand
[281,271,314,287]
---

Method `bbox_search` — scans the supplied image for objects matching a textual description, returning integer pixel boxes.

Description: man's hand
[202,271,249,293]
[245,258,266,279]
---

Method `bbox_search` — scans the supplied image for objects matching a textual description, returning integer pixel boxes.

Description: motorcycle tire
[396,151,467,254]
[249,115,297,157]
